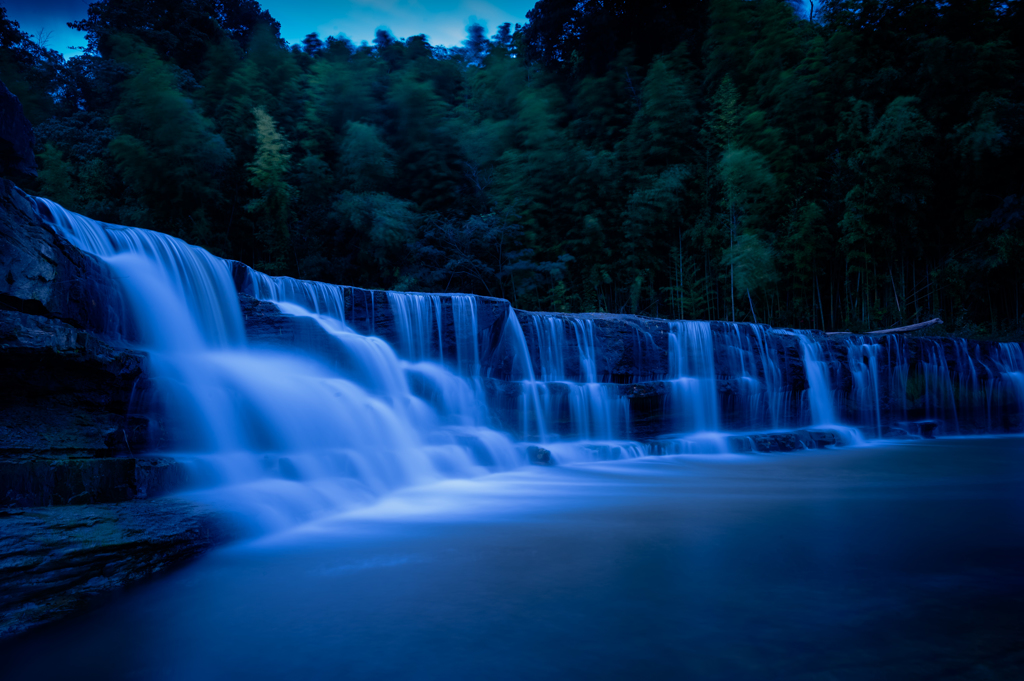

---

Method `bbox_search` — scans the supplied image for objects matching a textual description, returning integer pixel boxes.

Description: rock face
[0,499,232,638]
[0,180,212,639]
[1,179,129,336]
[0,310,143,454]
[0,179,186,501]
[0,80,36,178]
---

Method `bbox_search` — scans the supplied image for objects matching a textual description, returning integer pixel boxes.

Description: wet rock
[134,457,191,499]
[805,430,841,448]
[512,310,670,383]
[726,435,754,453]
[880,425,911,439]
[238,293,348,370]
[0,454,190,508]
[0,185,187,507]
[749,432,804,453]
[1,179,130,337]
[0,455,136,506]
[0,498,233,639]
[233,263,511,367]
[527,445,554,465]
[0,311,145,455]
[620,381,670,440]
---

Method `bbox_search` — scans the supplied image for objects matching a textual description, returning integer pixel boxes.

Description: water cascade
[31,198,1024,527]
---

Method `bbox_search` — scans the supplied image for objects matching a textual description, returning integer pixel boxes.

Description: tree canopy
[1,0,1022,336]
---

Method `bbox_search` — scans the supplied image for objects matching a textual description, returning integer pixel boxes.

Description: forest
[1,0,1022,336]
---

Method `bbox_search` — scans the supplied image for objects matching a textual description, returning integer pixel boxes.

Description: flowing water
[12,200,1024,676]
[32,197,1024,525]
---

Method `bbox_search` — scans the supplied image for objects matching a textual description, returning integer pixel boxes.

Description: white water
[39,199,524,528]
[33,198,1024,529]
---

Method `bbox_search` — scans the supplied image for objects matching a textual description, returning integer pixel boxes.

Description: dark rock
[134,457,191,499]
[233,263,511,366]
[513,310,670,383]
[0,310,145,457]
[726,429,850,453]
[527,445,554,465]
[918,421,939,439]
[0,498,233,639]
[805,429,841,448]
[0,453,190,508]
[620,381,671,440]
[1,179,130,337]
[239,293,347,369]
[0,455,136,506]
[749,432,804,453]
[880,425,911,439]
[726,435,754,453]
[0,186,189,508]
[0,81,36,178]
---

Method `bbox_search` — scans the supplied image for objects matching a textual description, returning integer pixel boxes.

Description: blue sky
[3,0,536,58]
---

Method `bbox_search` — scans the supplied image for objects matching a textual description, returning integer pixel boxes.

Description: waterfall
[667,321,719,433]
[524,315,626,443]
[28,196,1024,527]
[795,332,837,425]
[36,198,525,528]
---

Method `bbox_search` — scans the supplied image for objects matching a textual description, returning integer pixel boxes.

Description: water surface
[4,438,1024,681]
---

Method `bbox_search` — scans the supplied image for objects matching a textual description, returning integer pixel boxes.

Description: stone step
[0,454,189,507]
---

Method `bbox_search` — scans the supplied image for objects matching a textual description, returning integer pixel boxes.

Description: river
[4,437,1022,680]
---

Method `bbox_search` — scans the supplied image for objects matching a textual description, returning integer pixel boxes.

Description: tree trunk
[826,317,943,336]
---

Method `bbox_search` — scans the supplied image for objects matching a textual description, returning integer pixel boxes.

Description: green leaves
[246,106,293,273]
[722,232,777,295]
[840,96,936,267]
[15,0,1021,332]
[107,34,231,232]
[332,192,418,267]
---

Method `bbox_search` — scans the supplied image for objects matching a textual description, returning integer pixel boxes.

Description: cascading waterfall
[992,343,1024,430]
[795,333,837,426]
[37,198,525,528]
[667,321,719,433]
[29,197,1024,528]
[526,315,625,442]
[847,339,885,437]
[651,321,730,454]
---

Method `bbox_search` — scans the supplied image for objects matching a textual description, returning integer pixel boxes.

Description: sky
[2,0,537,58]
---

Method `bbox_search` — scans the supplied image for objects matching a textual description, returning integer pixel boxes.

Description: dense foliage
[2,0,1023,335]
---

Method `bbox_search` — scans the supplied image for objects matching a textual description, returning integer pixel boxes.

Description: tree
[106,34,231,239]
[0,7,63,124]
[719,146,775,320]
[338,121,395,193]
[463,23,490,66]
[246,106,293,273]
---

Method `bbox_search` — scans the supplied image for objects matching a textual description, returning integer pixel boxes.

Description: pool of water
[4,438,1024,680]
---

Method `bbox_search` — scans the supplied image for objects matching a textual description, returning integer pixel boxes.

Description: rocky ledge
[0,498,232,638]
[0,177,224,639]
